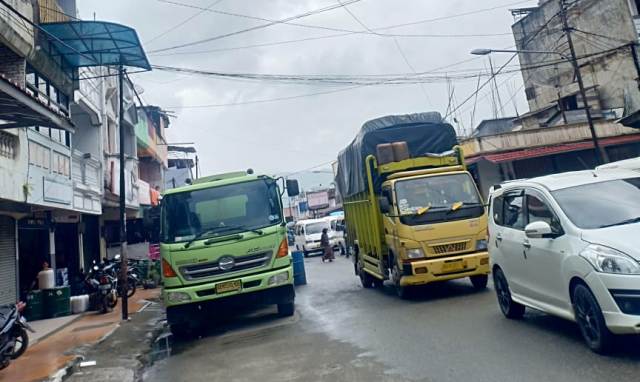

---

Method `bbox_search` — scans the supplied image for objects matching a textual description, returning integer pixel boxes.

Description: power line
[149,0,529,56]
[154,0,514,39]
[145,0,225,45]
[148,0,364,53]
[336,0,432,106]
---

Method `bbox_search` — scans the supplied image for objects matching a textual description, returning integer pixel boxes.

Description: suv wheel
[572,283,614,353]
[493,268,525,319]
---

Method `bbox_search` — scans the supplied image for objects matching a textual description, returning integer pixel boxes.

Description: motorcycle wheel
[107,291,118,309]
[10,327,28,359]
[101,295,111,314]
[126,277,137,298]
[0,357,9,370]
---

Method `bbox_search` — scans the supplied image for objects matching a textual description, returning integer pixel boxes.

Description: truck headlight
[166,292,191,303]
[476,240,488,251]
[580,244,640,275]
[268,271,290,286]
[406,248,425,259]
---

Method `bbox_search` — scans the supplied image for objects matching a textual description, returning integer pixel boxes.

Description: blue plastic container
[291,250,307,286]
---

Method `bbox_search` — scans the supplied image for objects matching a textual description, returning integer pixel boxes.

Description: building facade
[464,0,640,198]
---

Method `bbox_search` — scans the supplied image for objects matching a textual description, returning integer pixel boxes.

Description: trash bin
[292,250,307,286]
[25,290,45,321]
[43,286,71,318]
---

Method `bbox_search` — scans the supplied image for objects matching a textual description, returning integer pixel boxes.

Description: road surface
[144,256,640,381]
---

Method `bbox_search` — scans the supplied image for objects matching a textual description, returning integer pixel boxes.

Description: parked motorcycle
[85,262,118,313]
[0,302,34,370]
[106,255,137,298]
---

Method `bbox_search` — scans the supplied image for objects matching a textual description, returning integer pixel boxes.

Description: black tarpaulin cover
[335,112,458,198]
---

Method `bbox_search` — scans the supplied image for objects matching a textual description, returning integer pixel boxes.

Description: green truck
[157,171,299,335]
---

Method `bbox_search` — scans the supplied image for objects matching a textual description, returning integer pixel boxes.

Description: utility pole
[559,0,605,164]
[118,65,129,320]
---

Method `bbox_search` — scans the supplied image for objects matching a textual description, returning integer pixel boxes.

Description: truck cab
[378,167,489,295]
[159,171,299,334]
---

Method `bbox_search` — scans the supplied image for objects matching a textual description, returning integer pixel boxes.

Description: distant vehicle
[324,216,346,255]
[153,171,300,336]
[335,112,490,298]
[596,157,640,172]
[488,169,640,353]
[294,218,333,257]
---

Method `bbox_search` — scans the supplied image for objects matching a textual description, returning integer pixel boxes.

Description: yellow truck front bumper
[400,251,490,286]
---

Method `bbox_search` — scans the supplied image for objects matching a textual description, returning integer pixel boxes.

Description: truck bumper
[399,251,490,287]
[164,265,294,307]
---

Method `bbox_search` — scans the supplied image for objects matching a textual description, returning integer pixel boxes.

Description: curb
[30,313,87,347]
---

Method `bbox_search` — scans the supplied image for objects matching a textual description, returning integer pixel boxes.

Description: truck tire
[470,275,488,290]
[277,302,295,317]
[359,267,375,288]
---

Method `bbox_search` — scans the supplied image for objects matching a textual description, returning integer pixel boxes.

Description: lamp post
[471,46,605,165]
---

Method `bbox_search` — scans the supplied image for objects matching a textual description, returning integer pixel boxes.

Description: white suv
[488,169,640,353]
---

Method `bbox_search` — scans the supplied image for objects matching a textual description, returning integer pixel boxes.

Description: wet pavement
[0,289,159,382]
[143,256,640,382]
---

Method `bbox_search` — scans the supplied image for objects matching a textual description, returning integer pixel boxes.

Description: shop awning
[0,74,74,131]
[39,21,151,70]
[467,134,640,164]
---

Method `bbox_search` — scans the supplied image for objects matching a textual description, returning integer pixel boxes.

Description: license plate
[99,284,112,290]
[442,260,467,273]
[215,280,242,294]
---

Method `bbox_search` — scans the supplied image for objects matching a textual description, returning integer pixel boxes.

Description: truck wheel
[359,267,375,289]
[372,278,384,288]
[277,302,295,317]
[396,284,412,299]
[470,275,489,290]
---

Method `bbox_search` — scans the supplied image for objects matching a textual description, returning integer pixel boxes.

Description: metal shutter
[0,216,17,305]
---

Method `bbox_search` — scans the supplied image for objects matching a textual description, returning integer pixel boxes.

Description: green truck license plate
[215,280,242,294]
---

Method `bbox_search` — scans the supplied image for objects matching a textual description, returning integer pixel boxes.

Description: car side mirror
[525,221,553,239]
[286,179,300,197]
[378,196,391,214]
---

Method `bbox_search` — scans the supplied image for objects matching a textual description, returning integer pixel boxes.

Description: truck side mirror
[378,197,391,214]
[286,179,300,197]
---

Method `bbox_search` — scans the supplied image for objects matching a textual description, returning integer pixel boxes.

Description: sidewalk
[0,288,160,382]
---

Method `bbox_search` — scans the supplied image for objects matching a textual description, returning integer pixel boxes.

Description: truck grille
[180,251,272,280]
[430,241,469,255]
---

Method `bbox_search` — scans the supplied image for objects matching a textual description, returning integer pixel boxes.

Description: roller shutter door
[0,216,17,305]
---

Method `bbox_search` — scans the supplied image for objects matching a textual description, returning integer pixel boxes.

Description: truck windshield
[395,173,483,225]
[161,179,282,244]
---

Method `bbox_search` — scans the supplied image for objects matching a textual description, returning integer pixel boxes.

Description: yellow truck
[335,112,490,298]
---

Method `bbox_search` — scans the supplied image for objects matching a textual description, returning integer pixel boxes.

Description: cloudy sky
[79,0,536,176]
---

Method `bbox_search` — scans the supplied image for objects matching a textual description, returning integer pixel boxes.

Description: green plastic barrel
[43,287,71,318]
[25,290,45,321]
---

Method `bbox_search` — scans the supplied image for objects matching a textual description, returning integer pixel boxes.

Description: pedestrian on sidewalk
[321,228,334,262]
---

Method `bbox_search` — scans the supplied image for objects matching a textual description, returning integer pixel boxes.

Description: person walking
[320,228,334,262]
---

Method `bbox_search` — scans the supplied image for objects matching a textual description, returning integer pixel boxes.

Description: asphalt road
[144,255,640,382]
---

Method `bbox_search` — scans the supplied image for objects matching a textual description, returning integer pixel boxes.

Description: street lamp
[471,48,570,61]
[471,47,605,165]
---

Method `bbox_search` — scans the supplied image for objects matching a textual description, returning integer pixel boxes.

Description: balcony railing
[77,68,102,114]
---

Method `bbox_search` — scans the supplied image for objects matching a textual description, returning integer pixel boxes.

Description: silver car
[488,169,640,353]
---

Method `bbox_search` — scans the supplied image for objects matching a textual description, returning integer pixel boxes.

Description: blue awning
[39,21,151,70]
